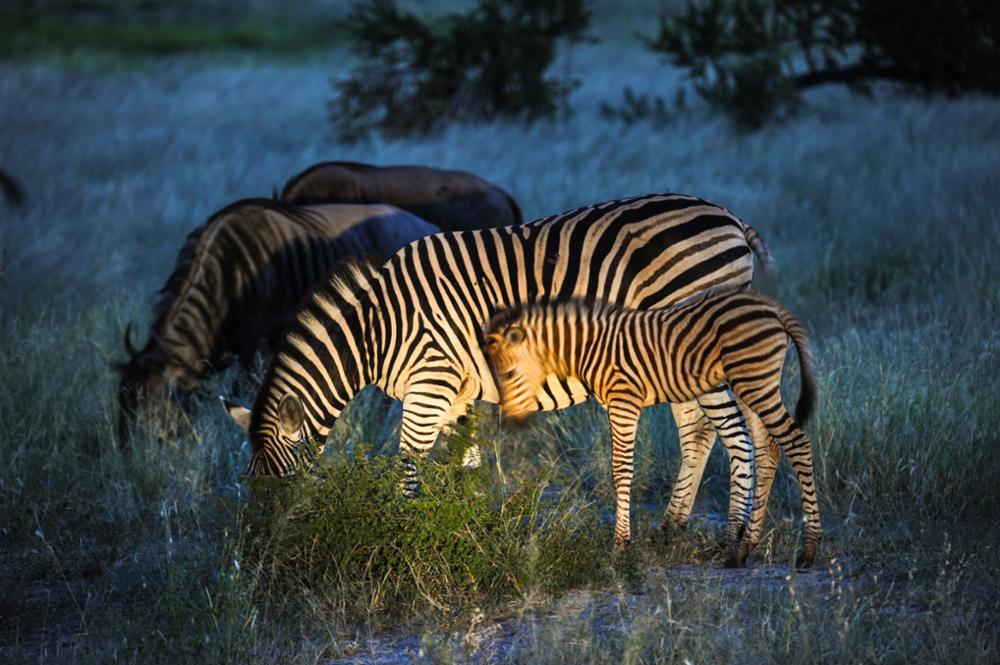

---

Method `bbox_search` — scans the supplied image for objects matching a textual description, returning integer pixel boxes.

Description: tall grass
[1,6,999,661]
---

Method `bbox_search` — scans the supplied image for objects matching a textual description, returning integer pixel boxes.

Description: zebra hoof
[658,519,687,538]
[794,551,815,569]
[724,552,747,568]
[725,541,753,568]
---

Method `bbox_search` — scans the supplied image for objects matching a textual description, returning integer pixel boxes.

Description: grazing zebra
[114,198,437,442]
[224,193,772,541]
[480,291,820,567]
[279,161,522,232]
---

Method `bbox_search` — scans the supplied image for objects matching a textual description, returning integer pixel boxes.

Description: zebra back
[483,289,815,426]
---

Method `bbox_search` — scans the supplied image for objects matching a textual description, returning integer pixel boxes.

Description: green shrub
[330,0,592,141]
[242,447,609,623]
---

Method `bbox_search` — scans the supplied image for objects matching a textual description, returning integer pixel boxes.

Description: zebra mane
[484,298,619,335]
[314,255,381,308]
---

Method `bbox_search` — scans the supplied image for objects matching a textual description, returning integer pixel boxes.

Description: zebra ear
[222,397,251,432]
[278,394,304,434]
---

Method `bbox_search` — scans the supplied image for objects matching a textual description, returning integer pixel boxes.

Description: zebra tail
[743,224,772,274]
[776,305,816,426]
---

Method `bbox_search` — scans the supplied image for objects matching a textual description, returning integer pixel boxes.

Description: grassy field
[2,2,999,662]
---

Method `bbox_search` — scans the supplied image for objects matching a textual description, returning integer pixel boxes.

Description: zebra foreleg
[460,442,482,468]
[398,389,456,497]
[607,397,642,548]
[661,400,715,533]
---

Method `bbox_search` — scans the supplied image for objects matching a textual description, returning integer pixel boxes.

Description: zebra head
[223,393,314,477]
[482,308,552,421]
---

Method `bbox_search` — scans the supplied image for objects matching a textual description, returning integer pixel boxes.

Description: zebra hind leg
[697,389,755,546]
[732,389,822,569]
[727,407,780,568]
[661,400,715,535]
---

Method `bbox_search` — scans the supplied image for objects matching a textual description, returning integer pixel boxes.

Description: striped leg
[728,408,781,567]
[731,388,822,568]
[607,397,641,548]
[698,391,755,543]
[460,442,482,468]
[662,400,714,531]
[398,382,460,496]
[661,390,755,544]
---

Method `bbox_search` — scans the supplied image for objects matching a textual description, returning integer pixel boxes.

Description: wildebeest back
[279,161,522,232]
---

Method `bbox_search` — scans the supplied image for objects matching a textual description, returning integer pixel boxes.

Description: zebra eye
[505,327,525,345]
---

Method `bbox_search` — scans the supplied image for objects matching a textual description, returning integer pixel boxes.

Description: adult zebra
[115,199,437,442]
[224,193,771,542]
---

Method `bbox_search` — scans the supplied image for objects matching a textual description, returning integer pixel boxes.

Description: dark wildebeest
[114,198,437,442]
[279,161,522,232]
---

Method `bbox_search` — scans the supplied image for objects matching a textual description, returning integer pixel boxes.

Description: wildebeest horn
[123,322,139,357]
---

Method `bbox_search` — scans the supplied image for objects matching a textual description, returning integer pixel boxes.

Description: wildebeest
[279,161,522,232]
[114,198,438,441]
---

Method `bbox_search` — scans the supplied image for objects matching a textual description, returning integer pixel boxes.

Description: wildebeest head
[113,323,194,443]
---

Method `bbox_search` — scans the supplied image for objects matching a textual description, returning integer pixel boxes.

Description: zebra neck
[269,278,381,433]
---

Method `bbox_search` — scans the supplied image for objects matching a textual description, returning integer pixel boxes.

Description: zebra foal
[481,289,821,568]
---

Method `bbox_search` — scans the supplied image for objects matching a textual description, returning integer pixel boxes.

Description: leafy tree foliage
[330,0,591,141]
[646,0,1000,128]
